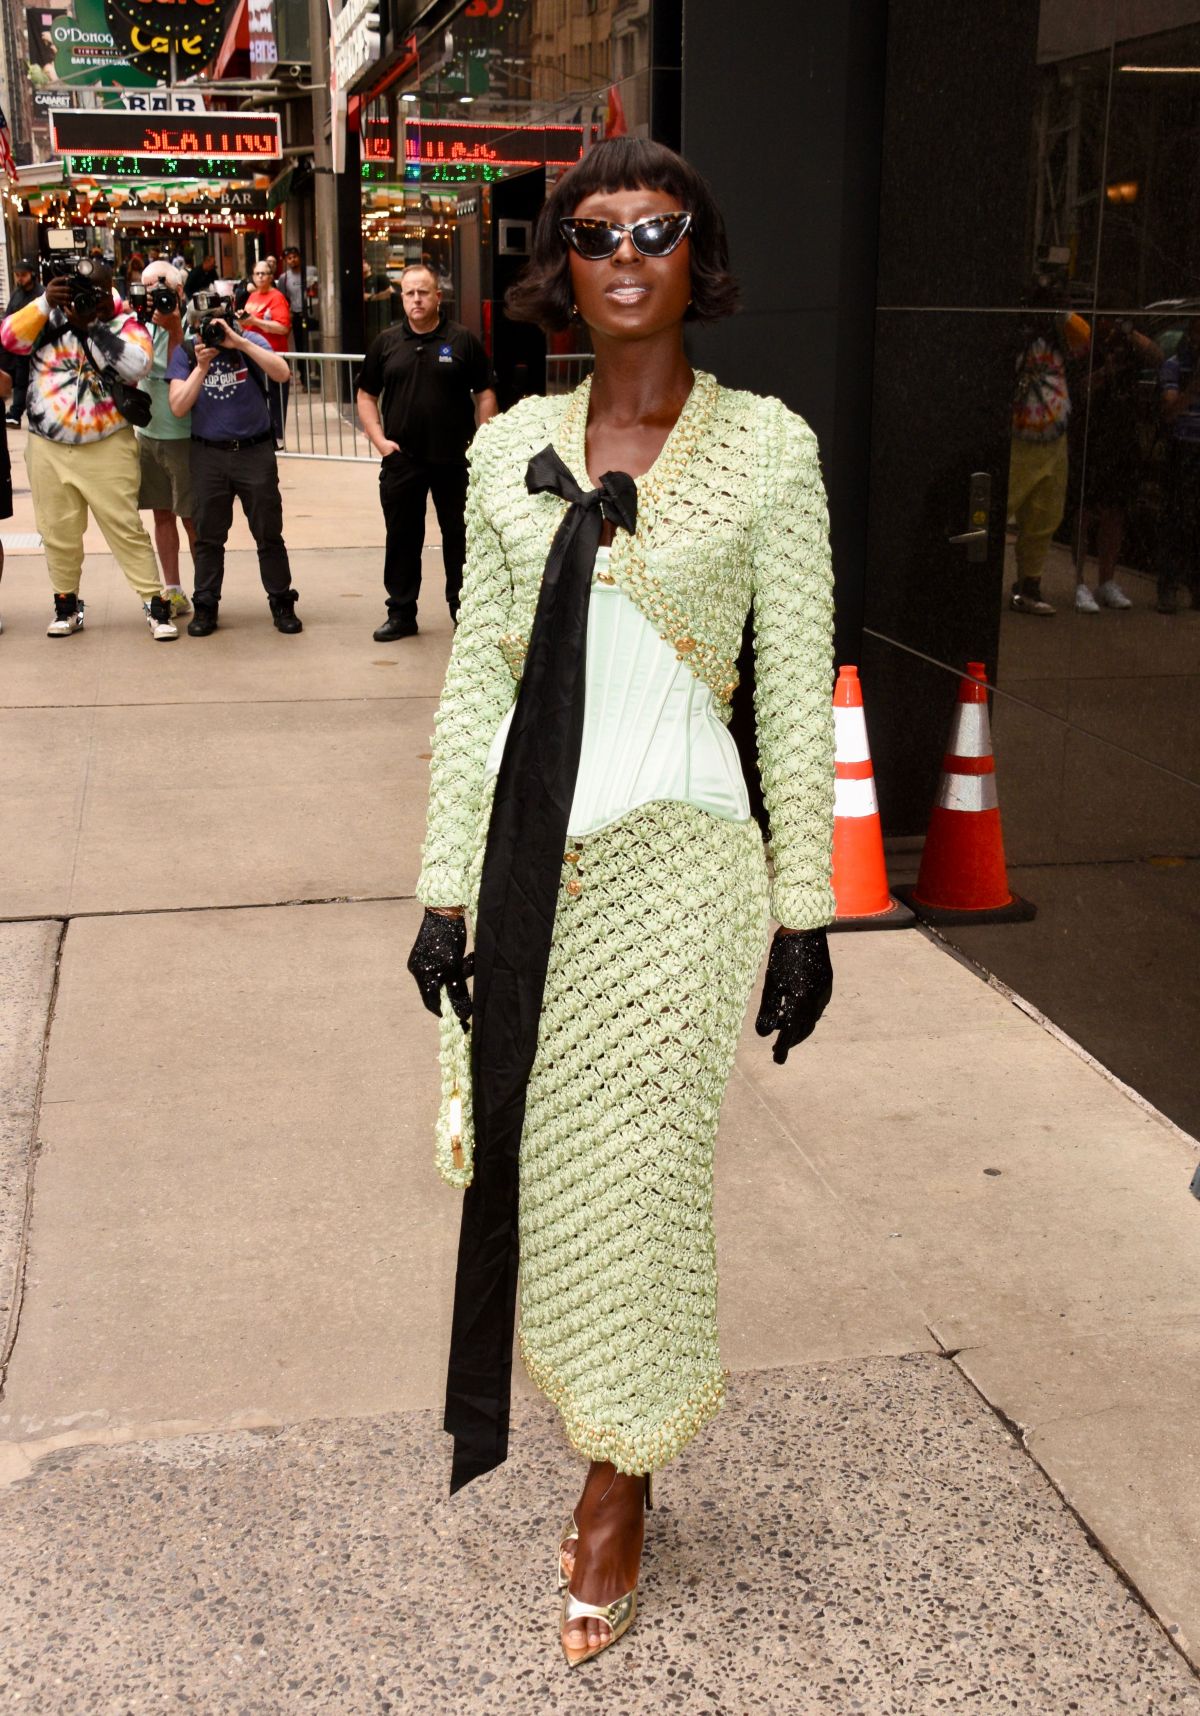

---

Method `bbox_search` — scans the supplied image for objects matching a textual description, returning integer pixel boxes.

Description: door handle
[948,471,991,563]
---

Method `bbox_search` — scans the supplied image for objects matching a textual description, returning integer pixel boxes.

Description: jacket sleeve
[750,400,836,930]
[1,294,51,356]
[416,421,517,908]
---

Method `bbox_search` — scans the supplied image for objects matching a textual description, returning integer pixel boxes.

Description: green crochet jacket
[416,368,836,930]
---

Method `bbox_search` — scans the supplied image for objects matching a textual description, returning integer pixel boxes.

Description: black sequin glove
[406,910,473,1031]
[754,927,833,1064]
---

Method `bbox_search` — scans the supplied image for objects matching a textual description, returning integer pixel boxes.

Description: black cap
[17,258,36,273]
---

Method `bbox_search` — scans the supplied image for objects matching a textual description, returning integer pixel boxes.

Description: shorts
[137,434,193,517]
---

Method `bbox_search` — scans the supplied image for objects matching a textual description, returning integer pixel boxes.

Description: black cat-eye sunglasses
[558,211,693,260]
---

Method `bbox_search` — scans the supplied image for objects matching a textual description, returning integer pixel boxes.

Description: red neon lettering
[144,127,166,151]
[178,130,200,152]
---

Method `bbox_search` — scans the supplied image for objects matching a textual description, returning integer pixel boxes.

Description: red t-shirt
[243,287,291,353]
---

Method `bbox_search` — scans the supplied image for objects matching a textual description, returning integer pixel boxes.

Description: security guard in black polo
[356,265,498,640]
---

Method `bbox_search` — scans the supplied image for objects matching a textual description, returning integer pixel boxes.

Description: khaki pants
[27,428,162,602]
[1008,433,1069,586]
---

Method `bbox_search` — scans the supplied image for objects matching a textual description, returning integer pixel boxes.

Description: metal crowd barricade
[546,352,595,394]
[276,350,598,457]
[276,351,376,462]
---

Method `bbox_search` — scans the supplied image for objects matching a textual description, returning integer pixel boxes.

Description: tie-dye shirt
[1011,314,1091,444]
[0,294,153,444]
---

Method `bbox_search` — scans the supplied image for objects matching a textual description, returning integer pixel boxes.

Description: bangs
[553,139,699,212]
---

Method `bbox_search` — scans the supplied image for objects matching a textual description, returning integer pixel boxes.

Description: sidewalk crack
[0,919,69,1401]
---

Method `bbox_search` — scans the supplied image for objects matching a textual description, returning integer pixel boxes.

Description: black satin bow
[444,445,637,1495]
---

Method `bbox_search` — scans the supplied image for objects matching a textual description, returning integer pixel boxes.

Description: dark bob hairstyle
[505,137,739,333]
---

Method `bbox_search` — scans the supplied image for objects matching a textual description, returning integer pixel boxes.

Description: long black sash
[444,445,637,1494]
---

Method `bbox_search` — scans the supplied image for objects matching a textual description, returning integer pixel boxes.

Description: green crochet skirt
[514,800,769,1474]
[435,799,769,1472]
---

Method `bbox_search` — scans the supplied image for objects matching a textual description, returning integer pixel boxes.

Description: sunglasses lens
[564,221,619,259]
[634,213,690,256]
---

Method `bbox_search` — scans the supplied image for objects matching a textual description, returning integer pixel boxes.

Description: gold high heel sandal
[557,1513,579,1595]
[559,1473,652,1668]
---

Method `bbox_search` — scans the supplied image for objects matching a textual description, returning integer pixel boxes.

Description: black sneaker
[269,588,303,634]
[373,612,418,641]
[187,603,219,637]
[47,593,85,637]
[144,594,178,640]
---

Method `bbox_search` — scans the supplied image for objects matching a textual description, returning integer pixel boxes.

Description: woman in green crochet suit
[405,137,835,1667]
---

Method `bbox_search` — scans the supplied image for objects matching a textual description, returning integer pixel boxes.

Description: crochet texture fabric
[419,370,835,1473]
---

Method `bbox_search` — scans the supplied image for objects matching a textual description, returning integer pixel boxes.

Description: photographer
[166,291,301,636]
[133,261,195,617]
[3,259,39,426]
[0,258,178,641]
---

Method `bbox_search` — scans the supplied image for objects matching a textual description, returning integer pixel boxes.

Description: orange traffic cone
[830,666,913,930]
[900,662,1035,925]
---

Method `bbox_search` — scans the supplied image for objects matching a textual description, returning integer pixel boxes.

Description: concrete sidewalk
[1,440,1198,1713]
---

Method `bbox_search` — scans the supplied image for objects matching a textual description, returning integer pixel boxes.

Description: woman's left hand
[754,927,833,1064]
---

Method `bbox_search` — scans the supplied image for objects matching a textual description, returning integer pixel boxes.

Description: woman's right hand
[407,909,473,1030]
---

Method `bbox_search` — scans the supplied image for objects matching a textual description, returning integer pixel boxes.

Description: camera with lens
[191,290,238,347]
[130,282,179,320]
[42,255,107,318]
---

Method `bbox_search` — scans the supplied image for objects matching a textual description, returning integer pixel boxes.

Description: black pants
[379,452,468,622]
[7,356,28,422]
[190,439,292,605]
[1158,439,1200,601]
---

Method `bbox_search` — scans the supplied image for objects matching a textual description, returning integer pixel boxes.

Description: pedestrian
[356,263,497,641]
[0,259,178,641]
[1155,315,1200,614]
[279,246,309,356]
[241,259,292,445]
[0,364,11,632]
[406,137,834,1666]
[136,260,194,618]
[166,295,301,636]
[1073,312,1161,612]
[184,253,218,300]
[1007,284,1090,616]
[2,259,39,426]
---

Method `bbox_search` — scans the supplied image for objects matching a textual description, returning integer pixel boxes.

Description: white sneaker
[164,587,192,617]
[47,595,85,636]
[1075,583,1101,613]
[1097,579,1132,609]
[144,597,179,641]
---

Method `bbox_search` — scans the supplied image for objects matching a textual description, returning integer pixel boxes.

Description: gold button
[596,571,615,585]
[674,635,696,653]
[566,879,582,897]
[564,849,580,864]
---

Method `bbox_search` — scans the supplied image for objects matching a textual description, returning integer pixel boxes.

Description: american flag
[0,102,16,183]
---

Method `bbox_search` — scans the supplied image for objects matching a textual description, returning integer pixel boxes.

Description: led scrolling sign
[403,120,591,173]
[49,110,282,160]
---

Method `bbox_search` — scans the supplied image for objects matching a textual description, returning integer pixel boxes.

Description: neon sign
[50,110,283,160]
[403,119,590,173]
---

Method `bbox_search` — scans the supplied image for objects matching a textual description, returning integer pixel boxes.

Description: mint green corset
[483,548,751,839]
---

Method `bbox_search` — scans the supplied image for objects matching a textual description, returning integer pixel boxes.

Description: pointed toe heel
[560,1586,637,1668]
